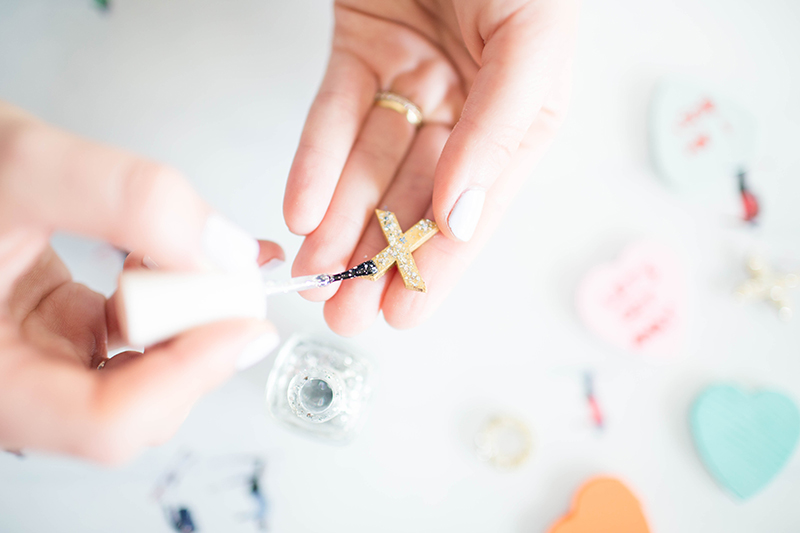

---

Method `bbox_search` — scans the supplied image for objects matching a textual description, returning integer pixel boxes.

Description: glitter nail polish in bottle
[265,335,373,443]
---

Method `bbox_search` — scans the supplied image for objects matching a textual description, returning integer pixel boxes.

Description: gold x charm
[366,210,438,292]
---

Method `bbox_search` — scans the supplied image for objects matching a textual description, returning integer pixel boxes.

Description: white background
[1,0,800,531]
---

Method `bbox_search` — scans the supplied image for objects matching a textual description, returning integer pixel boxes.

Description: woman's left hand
[283,0,577,335]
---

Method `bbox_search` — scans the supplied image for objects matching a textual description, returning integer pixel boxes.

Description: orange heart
[547,477,650,533]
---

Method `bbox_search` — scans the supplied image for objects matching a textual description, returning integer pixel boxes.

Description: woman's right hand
[0,101,280,464]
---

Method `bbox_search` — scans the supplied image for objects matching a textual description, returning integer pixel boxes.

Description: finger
[283,52,377,236]
[256,240,284,267]
[291,103,417,302]
[383,118,555,330]
[0,228,50,304]
[0,319,278,463]
[0,102,259,274]
[380,57,573,329]
[122,252,149,271]
[323,123,449,335]
[6,244,67,323]
[95,319,279,460]
[123,241,283,273]
[432,1,576,242]
[19,279,108,369]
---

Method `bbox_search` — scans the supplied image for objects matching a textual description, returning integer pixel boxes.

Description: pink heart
[576,242,684,357]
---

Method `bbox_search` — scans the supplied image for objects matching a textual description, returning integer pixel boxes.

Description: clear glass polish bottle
[265,335,373,443]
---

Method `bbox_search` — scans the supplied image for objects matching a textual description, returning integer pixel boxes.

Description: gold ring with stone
[375,91,423,126]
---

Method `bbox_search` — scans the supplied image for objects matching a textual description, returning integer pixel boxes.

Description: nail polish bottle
[265,335,373,443]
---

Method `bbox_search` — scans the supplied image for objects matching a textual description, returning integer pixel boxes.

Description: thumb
[1,319,279,463]
[87,319,278,463]
[97,319,279,457]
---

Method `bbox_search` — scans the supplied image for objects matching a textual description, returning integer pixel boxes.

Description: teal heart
[691,384,800,499]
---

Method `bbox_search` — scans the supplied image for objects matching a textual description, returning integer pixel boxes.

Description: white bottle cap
[117,270,267,346]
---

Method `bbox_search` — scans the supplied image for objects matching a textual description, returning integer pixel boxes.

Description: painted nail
[448,188,485,242]
[260,258,285,273]
[202,214,260,274]
[236,330,280,370]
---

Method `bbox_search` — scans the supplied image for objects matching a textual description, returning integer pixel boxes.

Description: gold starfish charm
[735,256,799,321]
[366,210,438,292]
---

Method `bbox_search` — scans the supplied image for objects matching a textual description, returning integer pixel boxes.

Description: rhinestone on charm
[366,210,439,292]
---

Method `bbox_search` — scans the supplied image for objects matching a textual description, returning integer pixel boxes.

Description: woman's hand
[0,102,280,464]
[284,0,577,335]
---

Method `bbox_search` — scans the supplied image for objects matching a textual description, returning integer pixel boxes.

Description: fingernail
[260,258,285,273]
[448,188,485,242]
[142,255,159,269]
[236,330,280,370]
[202,214,260,274]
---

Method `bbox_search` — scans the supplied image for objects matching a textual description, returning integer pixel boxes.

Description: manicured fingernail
[202,214,259,274]
[448,188,485,242]
[260,258,285,273]
[142,255,159,269]
[236,330,280,370]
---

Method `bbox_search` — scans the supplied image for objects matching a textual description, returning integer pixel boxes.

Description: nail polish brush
[116,260,378,347]
[260,260,378,295]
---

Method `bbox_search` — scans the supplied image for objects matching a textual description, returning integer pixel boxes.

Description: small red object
[737,170,760,223]
[587,396,604,429]
[584,373,604,429]
[741,189,759,222]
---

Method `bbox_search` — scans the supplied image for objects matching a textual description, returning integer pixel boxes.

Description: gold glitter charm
[366,210,438,292]
[735,255,799,321]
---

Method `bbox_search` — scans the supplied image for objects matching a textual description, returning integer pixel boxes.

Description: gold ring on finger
[375,91,423,126]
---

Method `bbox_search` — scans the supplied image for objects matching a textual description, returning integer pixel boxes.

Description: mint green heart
[691,384,800,499]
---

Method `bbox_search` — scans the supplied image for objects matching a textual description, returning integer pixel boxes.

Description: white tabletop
[1,0,800,531]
